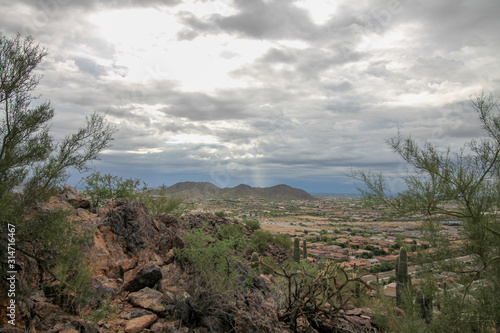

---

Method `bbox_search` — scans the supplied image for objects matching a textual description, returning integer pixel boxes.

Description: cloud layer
[1,0,499,193]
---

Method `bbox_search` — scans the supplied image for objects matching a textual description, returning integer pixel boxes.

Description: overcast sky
[1,0,499,193]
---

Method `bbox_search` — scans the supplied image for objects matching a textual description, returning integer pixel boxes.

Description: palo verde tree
[0,33,115,202]
[352,91,500,332]
[0,33,115,307]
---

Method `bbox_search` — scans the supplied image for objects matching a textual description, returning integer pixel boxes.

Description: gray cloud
[1,0,499,193]
[178,0,319,40]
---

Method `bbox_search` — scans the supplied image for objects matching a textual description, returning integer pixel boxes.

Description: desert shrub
[261,260,369,331]
[173,275,234,331]
[214,210,227,218]
[177,225,246,294]
[244,219,261,230]
[82,171,144,206]
[217,224,246,250]
[273,234,292,250]
[139,189,186,217]
[85,298,118,323]
[250,229,274,252]
[17,208,95,310]
[260,256,277,274]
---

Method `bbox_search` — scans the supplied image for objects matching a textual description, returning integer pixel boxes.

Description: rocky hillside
[0,187,376,333]
[163,182,317,201]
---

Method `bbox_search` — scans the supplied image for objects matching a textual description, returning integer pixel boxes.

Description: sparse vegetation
[261,260,371,332]
[140,187,186,217]
[82,171,144,206]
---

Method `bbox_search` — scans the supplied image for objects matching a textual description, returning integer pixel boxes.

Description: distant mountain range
[160,181,317,201]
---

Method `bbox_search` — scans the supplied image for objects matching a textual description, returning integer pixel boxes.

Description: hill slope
[163,181,316,201]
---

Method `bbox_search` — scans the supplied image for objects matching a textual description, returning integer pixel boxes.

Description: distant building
[384,282,397,298]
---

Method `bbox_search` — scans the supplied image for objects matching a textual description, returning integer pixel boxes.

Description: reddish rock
[46,319,101,333]
[124,314,157,333]
[128,287,170,315]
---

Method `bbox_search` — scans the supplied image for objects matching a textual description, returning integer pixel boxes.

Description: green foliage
[178,226,245,294]
[272,233,292,250]
[85,298,118,323]
[0,33,114,313]
[16,208,95,309]
[217,223,246,250]
[360,251,374,259]
[0,34,115,202]
[214,210,227,218]
[82,171,144,206]
[244,219,261,230]
[260,256,276,275]
[352,93,500,331]
[139,188,186,217]
[250,229,273,252]
[369,261,394,273]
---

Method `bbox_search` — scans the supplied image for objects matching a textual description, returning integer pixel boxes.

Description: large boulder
[88,200,184,277]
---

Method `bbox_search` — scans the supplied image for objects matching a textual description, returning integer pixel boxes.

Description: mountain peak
[163,182,316,201]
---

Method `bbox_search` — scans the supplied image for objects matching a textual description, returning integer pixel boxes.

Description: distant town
[191,193,466,298]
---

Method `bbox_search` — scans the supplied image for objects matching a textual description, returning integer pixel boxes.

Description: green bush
[250,230,273,252]
[139,188,186,217]
[369,262,395,274]
[82,171,144,206]
[178,226,245,294]
[244,219,261,230]
[85,298,117,323]
[217,224,246,250]
[273,234,292,250]
[214,211,227,218]
[260,256,276,274]
[16,208,95,309]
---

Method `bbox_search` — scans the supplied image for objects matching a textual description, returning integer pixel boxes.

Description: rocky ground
[0,187,378,333]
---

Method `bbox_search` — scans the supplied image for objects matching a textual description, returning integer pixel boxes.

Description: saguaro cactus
[416,290,433,323]
[396,247,410,308]
[294,238,300,262]
[303,240,307,260]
